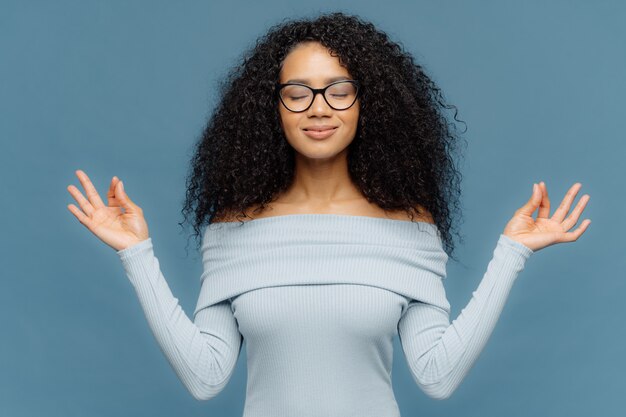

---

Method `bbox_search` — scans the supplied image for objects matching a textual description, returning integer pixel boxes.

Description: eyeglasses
[276,80,361,112]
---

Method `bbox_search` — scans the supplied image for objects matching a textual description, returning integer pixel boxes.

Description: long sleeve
[398,233,533,400]
[116,238,243,401]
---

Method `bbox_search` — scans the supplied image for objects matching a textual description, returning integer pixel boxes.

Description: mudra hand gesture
[503,182,591,252]
[66,169,149,252]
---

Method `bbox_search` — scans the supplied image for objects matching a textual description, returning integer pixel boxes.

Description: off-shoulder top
[116,213,533,417]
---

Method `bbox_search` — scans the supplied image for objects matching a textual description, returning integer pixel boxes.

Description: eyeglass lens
[279,81,357,111]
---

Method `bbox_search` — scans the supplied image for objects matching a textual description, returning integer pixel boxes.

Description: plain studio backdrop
[1,1,623,416]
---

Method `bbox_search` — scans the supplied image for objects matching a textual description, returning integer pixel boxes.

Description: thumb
[517,183,541,217]
[116,180,138,212]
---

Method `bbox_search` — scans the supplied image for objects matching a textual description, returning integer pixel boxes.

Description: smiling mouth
[303,127,338,131]
[301,126,339,140]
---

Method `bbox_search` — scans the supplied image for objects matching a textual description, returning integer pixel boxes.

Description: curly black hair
[179,11,468,263]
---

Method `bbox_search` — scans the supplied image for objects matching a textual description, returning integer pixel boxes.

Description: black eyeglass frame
[275,80,361,113]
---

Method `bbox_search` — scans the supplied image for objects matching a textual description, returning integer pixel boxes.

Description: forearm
[399,234,533,399]
[117,238,241,400]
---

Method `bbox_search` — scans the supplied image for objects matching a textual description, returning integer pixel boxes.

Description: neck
[282,152,363,204]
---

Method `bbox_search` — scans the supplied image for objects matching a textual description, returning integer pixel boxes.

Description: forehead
[279,42,351,84]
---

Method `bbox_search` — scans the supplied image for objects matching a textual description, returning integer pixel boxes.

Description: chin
[295,140,352,160]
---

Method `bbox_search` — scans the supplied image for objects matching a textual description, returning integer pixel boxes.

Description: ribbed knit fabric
[117,213,533,417]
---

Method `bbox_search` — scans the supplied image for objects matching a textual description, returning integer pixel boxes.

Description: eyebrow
[284,75,352,84]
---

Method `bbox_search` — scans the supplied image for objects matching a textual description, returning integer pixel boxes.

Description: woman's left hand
[503,181,591,252]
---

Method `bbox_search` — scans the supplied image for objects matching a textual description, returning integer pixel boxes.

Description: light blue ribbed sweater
[117,213,533,417]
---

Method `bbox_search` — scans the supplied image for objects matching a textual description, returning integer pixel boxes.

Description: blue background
[1,0,623,416]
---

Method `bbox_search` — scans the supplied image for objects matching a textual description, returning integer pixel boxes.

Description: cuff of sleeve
[116,238,155,289]
[116,238,153,261]
[498,234,534,260]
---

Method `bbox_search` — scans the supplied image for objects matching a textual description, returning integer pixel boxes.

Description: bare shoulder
[385,204,435,224]
[211,203,270,223]
[211,212,235,223]
[211,202,435,224]
[211,209,245,223]
[413,204,436,223]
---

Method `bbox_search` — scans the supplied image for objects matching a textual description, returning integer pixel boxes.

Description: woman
[66,12,590,416]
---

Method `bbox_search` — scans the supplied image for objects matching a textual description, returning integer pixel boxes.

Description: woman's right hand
[67,169,150,252]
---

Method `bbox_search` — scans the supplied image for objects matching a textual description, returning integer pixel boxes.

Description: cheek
[348,109,360,129]
[348,102,360,125]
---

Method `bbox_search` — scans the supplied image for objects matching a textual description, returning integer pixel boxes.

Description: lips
[302,125,338,132]
[302,126,339,140]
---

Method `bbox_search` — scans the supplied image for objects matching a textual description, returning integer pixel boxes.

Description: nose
[306,91,333,116]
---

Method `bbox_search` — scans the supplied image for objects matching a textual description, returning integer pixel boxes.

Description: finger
[106,176,121,205]
[67,184,95,217]
[516,183,542,218]
[75,169,106,209]
[106,176,124,215]
[115,180,140,213]
[67,203,95,230]
[537,181,551,219]
[562,194,590,231]
[552,182,582,223]
[562,218,591,242]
